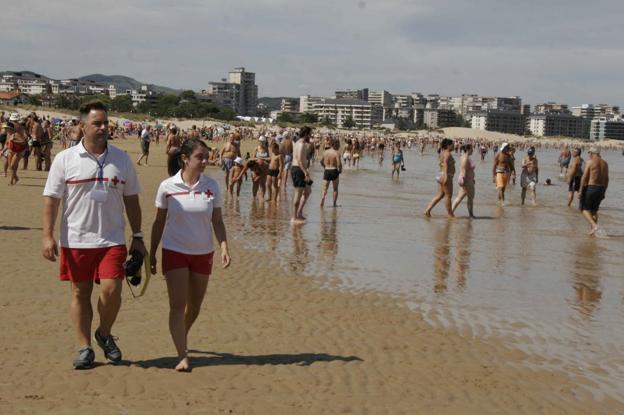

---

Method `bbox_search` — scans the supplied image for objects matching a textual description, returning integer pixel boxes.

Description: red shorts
[7,140,27,154]
[60,245,127,283]
[162,249,214,275]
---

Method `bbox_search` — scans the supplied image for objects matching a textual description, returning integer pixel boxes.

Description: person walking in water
[567,148,584,207]
[320,138,342,207]
[451,143,475,217]
[424,138,455,218]
[520,146,539,205]
[391,142,404,178]
[578,147,609,236]
[492,142,514,206]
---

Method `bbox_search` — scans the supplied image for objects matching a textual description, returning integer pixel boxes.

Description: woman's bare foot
[175,357,191,372]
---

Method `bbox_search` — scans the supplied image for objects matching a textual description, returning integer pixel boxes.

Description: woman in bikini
[451,144,476,217]
[424,138,455,218]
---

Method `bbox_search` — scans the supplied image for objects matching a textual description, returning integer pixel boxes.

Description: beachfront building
[534,102,570,114]
[205,81,239,110]
[228,67,258,116]
[0,75,18,92]
[589,118,624,141]
[529,114,588,138]
[471,110,526,135]
[16,78,48,95]
[367,90,392,107]
[299,95,325,113]
[438,94,522,118]
[0,91,28,106]
[130,85,160,107]
[572,104,620,119]
[280,98,299,113]
[335,88,369,101]
[313,99,382,128]
[423,108,456,129]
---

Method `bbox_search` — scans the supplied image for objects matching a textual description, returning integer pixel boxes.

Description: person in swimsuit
[520,146,539,205]
[391,142,404,178]
[279,132,293,191]
[352,138,361,169]
[342,139,353,168]
[424,138,455,218]
[320,138,343,207]
[166,126,181,155]
[38,119,54,171]
[558,145,572,176]
[5,113,28,185]
[567,148,584,207]
[451,144,476,217]
[579,147,609,235]
[492,142,514,205]
[228,157,245,197]
[266,142,283,202]
[220,134,241,189]
[291,127,313,223]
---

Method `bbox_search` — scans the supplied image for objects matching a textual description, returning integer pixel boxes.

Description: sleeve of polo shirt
[123,156,141,196]
[42,151,66,198]
[155,182,168,209]
[212,180,222,209]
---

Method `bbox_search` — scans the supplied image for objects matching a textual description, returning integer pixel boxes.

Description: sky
[1,0,623,106]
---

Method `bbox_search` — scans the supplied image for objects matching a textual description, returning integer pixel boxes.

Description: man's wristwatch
[132,232,144,240]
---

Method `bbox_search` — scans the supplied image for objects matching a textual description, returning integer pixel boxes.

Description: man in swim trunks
[5,113,28,185]
[492,142,514,205]
[520,146,538,205]
[291,126,313,223]
[579,147,609,235]
[320,138,343,207]
[136,125,151,166]
[220,133,241,189]
[65,118,83,147]
[567,148,584,206]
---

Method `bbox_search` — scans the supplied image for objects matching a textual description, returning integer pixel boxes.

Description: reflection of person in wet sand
[319,208,338,270]
[571,239,602,318]
[454,221,472,290]
[433,222,451,293]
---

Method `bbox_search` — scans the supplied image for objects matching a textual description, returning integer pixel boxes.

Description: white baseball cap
[9,112,20,121]
[234,156,243,164]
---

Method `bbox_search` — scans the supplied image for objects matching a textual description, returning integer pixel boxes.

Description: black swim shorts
[268,168,279,177]
[579,185,605,213]
[291,166,307,188]
[323,169,340,182]
[568,176,581,192]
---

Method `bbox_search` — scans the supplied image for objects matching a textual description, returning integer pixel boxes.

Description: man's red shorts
[162,249,214,275]
[60,245,127,283]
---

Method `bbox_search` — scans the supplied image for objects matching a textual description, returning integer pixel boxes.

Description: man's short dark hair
[300,126,312,138]
[79,100,108,120]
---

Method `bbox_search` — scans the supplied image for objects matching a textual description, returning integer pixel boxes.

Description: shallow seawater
[220,146,624,399]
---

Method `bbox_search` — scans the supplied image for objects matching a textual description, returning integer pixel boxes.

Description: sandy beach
[1,136,623,414]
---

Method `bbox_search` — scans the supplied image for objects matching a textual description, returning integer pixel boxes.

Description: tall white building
[589,118,624,141]
[312,99,382,128]
[227,67,258,116]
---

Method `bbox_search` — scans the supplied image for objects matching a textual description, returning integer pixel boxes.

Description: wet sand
[0,138,623,414]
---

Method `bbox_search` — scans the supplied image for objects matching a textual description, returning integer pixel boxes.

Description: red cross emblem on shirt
[111,176,120,186]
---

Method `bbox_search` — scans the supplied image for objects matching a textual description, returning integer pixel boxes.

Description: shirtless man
[291,127,313,223]
[38,119,54,171]
[5,113,28,185]
[29,115,45,171]
[279,132,293,190]
[520,146,538,205]
[579,147,609,235]
[65,118,83,147]
[567,148,584,206]
[188,125,200,140]
[165,126,181,155]
[492,143,514,205]
[220,133,241,189]
[320,139,343,207]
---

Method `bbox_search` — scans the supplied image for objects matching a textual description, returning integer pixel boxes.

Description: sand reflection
[570,238,603,319]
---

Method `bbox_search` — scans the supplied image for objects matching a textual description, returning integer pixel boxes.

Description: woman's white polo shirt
[155,171,222,255]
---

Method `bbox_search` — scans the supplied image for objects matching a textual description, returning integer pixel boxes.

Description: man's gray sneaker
[73,346,95,370]
[94,328,122,363]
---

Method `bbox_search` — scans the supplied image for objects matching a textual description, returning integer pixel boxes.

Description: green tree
[110,95,133,113]
[343,116,357,129]
[277,112,295,123]
[27,94,42,106]
[179,90,197,102]
[300,112,318,123]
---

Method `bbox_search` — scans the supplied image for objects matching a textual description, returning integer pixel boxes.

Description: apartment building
[471,110,526,135]
[423,108,456,129]
[589,118,624,140]
[228,67,258,116]
[335,88,368,101]
[572,104,620,119]
[533,102,570,114]
[367,90,392,107]
[529,114,588,138]
[280,98,299,113]
[299,95,326,113]
[313,99,382,128]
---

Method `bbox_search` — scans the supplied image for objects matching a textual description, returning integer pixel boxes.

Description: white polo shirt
[43,141,141,248]
[155,171,222,255]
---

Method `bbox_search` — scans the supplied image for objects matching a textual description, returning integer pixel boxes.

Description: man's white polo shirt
[43,141,140,248]
[155,171,222,255]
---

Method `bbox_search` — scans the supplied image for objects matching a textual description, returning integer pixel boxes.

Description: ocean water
[220,146,624,398]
